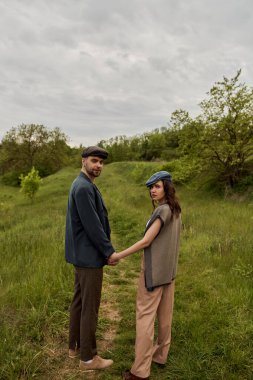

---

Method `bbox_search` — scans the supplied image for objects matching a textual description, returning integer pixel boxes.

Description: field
[0,162,252,379]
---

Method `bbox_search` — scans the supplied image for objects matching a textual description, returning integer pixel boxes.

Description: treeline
[0,70,252,190]
[97,127,180,162]
[0,124,83,186]
[98,70,253,190]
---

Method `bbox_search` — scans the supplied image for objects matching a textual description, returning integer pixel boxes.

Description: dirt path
[40,280,120,380]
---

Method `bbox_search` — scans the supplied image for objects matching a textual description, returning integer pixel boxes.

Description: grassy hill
[0,163,252,379]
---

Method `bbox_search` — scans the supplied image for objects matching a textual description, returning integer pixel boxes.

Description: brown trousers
[69,266,103,361]
[131,270,175,378]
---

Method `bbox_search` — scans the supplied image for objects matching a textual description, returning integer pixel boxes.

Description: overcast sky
[0,0,252,146]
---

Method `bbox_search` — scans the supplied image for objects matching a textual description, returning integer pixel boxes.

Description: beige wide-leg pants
[131,269,175,378]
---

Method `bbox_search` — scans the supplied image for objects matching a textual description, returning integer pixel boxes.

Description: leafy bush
[131,162,162,185]
[20,167,42,201]
[232,174,253,193]
[1,171,21,186]
[162,157,202,184]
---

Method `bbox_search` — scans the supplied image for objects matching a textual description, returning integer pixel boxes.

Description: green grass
[0,163,252,379]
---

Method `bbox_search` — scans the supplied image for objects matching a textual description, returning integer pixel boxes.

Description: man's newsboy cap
[81,146,109,159]
[145,171,172,187]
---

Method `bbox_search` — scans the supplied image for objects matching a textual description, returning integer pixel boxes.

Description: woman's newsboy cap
[146,171,172,187]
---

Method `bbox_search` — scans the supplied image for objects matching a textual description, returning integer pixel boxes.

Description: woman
[109,170,182,380]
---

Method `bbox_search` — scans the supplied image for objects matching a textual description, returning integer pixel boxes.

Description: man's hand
[108,252,120,266]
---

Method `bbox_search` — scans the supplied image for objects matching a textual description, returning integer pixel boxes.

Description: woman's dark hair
[151,180,181,217]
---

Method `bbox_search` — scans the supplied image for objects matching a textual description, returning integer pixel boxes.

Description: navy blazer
[65,172,115,268]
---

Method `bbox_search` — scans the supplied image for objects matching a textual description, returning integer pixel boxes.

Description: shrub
[162,157,202,184]
[20,167,42,202]
[1,171,21,186]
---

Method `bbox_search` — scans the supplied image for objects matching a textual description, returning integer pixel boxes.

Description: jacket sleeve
[75,184,115,258]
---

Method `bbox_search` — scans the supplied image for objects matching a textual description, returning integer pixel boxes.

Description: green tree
[20,167,41,202]
[199,70,253,186]
[139,130,166,160]
[0,124,69,183]
[2,124,49,169]
[173,70,253,187]
[98,136,133,162]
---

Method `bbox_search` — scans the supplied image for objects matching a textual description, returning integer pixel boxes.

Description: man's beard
[87,168,101,177]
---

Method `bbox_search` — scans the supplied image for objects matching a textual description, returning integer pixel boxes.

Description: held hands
[108,252,121,266]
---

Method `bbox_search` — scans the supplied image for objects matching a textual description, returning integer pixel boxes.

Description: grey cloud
[0,0,253,145]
